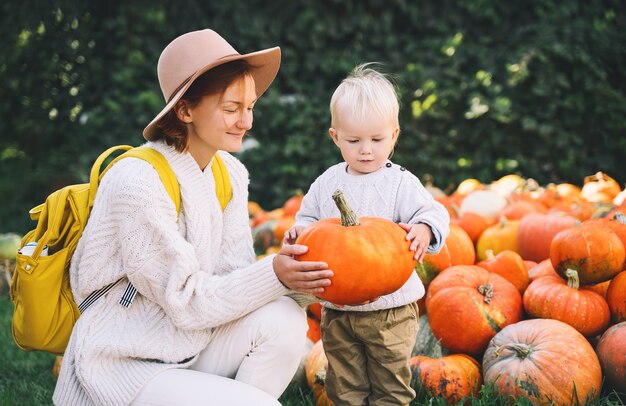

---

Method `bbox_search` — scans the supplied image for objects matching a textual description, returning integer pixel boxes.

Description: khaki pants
[321,302,419,406]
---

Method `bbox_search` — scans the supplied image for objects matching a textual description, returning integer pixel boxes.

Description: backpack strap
[90,145,181,215]
[212,153,232,212]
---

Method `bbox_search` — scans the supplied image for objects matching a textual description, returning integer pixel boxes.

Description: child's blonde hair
[330,63,400,129]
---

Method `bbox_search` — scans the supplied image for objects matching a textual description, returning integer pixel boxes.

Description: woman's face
[184,74,257,168]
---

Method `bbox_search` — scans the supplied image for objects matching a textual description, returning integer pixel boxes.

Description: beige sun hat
[143,29,281,140]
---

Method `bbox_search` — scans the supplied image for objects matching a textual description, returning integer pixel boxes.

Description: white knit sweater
[295,161,450,312]
[53,141,290,405]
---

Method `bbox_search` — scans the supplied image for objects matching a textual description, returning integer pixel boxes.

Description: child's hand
[283,225,305,246]
[399,223,433,263]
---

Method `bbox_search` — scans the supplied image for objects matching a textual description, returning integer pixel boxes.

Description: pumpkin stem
[495,343,533,359]
[477,283,494,303]
[565,268,580,289]
[332,189,360,227]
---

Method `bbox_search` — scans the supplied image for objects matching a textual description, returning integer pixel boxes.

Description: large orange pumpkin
[296,190,415,305]
[550,223,625,285]
[483,319,602,405]
[607,270,626,323]
[517,213,578,262]
[410,354,482,404]
[425,265,523,356]
[522,269,610,337]
[595,322,626,393]
[476,249,530,294]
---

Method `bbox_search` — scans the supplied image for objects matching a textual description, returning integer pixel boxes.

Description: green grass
[0,295,57,406]
[1,293,624,405]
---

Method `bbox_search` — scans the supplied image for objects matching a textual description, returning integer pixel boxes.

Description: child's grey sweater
[295,160,450,311]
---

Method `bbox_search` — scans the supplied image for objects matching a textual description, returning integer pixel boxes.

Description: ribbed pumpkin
[595,322,626,393]
[476,217,520,260]
[426,265,523,356]
[476,249,530,294]
[517,213,578,262]
[483,319,602,405]
[522,269,610,337]
[296,190,415,305]
[585,212,626,269]
[410,354,482,404]
[415,223,475,286]
[550,223,625,285]
[607,270,626,323]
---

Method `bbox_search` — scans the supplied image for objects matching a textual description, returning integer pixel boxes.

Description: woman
[53,29,332,406]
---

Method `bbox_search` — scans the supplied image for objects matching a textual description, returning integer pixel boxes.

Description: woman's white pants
[131,296,307,405]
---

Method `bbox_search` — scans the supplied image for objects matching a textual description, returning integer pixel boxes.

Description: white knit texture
[53,141,289,405]
[295,161,450,312]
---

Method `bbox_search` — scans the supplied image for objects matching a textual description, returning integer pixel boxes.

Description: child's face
[329,109,399,175]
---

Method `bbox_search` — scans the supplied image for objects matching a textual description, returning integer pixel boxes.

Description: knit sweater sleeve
[108,160,289,330]
[395,172,450,254]
[295,176,323,228]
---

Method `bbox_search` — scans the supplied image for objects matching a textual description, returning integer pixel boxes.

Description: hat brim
[143,46,281,141]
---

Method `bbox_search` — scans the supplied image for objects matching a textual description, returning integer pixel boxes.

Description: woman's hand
[273,244,332,295]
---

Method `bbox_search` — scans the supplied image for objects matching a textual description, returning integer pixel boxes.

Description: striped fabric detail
[77,279,137,313]
[119,282,137,308]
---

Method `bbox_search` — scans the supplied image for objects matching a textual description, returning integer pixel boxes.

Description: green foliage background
[1,0,625,233]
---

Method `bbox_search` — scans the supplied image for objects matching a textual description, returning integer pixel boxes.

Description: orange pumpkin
[426,265,523,356]
[527,259,559,282]
[476,217,520,260]
[517,212,578,262]
[522,269,610,337]
[451,211,493,243]
[296,190,415,305]
[483,319,602,405]
[308,302,323,321]
[607,271,626,323]
[282,193,304,217]
[306,316,321,343]
[273,216,296,241]
[415,223,475,286]
[410,354,482,404]
[476,250,530,294]
[596,322,626,393]
[550,224,625,285]
[585,213,626,269]
[585,280,611,299]
[305,340,333,405]
[499,200,546,220]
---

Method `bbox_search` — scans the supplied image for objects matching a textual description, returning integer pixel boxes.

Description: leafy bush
[1,0,625,233]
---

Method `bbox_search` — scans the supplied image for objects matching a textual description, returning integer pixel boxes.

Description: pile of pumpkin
[259,172,626,405]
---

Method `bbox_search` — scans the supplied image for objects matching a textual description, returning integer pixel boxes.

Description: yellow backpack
[10,145,232,355]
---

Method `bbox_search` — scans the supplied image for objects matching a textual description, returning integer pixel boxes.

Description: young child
[284,64,450,405]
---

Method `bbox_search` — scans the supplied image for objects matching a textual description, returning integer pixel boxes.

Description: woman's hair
[330,63,400,130]
[155,59,255,151]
